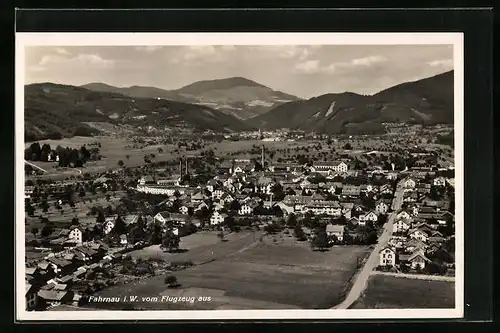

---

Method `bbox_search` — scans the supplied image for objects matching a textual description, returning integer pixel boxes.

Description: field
[350,274,455,309]
[89,231,370,310]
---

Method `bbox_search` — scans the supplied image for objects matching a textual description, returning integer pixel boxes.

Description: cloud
[427,59,453,68]
[37,53,115,69]
[350,55,387,67]
[135,46,164,53]
[27,65,46,72]
[54,47,70,55]
[170,45,228,64]
[294,60,320,74]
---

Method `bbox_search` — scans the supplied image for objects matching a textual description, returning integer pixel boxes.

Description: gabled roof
[326,224,345,233]
[37,290,69,301]
[191,192,205,200]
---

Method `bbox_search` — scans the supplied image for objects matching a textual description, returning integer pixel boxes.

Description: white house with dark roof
[393,219,411,234]
[326,224,345,242]
[379,247,396,267]
[68,226,83,245]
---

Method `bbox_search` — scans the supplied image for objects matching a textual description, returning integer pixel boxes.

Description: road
[332,182,404,309]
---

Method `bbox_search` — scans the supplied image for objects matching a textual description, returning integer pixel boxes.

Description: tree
[112,215,127,235]
[311,229,329,251]
[117,160,124,167]
[71,217,79,225]
[31,227,38,236]
[161,231,180,252]
[294,224,307,241]
[164,275,178,288]
[286,213,297,228]
[96,210,106,223]
[40,225,54,237]
[223,215,236,231]
[343,143,353,150]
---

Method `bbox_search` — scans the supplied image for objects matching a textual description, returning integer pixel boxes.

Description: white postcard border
[15,32,464,321]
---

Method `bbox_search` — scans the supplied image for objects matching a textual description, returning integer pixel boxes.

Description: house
[154,211,170,225]
[402,177,417,189]
[238,200,259,215]
[303,201,341,216]
[375,199,389,214]
[67,226,83,245]
[119,234,128,246]
[433,176,447,187]
[212,189,225,199]
[311,192,326,202]
[359,211,378,225]
[348,217,360,226]
[403,190,419,203]
[220,192,234,205]
[401,249,431,270]
[26,283,38,310]
[393,219,411,234]
[311,161,348,173]
[191,192,205,203]
[408,228,430,243]
[103,216,116,235]
[300,178,312,189]
[326,224,345,242]
[37,289,73,307]
[342,185,360,197]
[396,210,412,220]
[379,247,396,267]
[47,257,73,277]
[210,211,227,226]
[380,184,393,195]
[256,175,275,194]
[124,214,140,226]
[206,179,220,192]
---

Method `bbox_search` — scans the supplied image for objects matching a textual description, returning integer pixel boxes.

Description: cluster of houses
[132,158,399,243]
[24,149,455,310]
[25,240,117,311]
[379,176,455,273]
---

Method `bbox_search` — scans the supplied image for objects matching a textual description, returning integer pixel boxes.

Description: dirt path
[332,182,404,309]
[371,271,455,282]
[25,160,48,173]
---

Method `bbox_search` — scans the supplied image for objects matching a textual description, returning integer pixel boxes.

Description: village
[23,130,456,311]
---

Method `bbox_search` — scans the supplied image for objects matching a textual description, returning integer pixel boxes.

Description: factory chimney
[261,145,265,170]
[179,160,182,176]
[185,159,188,175]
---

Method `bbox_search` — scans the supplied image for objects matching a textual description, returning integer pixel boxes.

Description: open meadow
[89,230,370,310]
[350,274,455,309]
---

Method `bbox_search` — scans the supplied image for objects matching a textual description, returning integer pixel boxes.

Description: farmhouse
[402,177,417,189]
[433,176,447,187]
[210,211,227,226]
[359,211,378,226]
[379,247,396,267]
[375,199,389,214]
[326,224,345,242]
[68,226,83,245]
[393,219,411,234]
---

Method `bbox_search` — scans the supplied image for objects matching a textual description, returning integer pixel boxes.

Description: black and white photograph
[16,33,464,321]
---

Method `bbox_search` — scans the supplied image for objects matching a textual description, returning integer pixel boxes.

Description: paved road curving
[332,182,404,309]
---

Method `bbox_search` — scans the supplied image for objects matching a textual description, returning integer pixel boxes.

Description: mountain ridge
[24,83,251,141]
[81,77,300,120]
[250,70,454,134]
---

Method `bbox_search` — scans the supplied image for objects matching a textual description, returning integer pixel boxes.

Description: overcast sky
[25,45,453,98]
